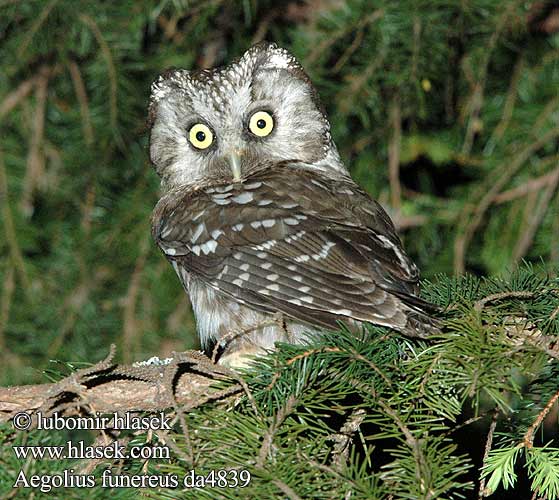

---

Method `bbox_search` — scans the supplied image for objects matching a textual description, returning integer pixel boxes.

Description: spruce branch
[272,478,303,500]
[0,68,51,121]
[494,165,559,204]
[454,124,559,274]
[330,408,366,472]
[67,59,94,146]
[474,291,536,312]
[524,388,559,450]
[256,395,297,468]
[478,410,499,499]
[513,167,559,262]
[21,65,48,216]
[0,154,32,299]
[78,14,119,140]
[388,94,402,212]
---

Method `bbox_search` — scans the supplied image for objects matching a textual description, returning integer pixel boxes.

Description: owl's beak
[228,150,243,182]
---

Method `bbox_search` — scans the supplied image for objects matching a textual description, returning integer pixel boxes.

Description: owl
[148,42,437,367]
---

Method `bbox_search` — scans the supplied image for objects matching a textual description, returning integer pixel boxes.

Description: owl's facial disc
[149,42,346,189]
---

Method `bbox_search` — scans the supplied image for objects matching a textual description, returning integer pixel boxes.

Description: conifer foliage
[0,1,558,498]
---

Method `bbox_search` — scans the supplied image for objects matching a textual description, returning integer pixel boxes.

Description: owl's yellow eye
[248,110,274,137]
[189,123,214,149]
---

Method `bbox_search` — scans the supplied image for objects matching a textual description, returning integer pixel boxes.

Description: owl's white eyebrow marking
[232,192,253,204]
[232,223,244,232]
[191,223,205,243]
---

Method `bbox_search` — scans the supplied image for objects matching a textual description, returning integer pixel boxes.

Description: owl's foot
[218,346,266,370]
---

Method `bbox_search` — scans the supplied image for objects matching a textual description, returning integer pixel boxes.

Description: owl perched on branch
[149,42,437,367]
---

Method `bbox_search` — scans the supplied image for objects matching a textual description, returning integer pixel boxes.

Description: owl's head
[148,42,342,188]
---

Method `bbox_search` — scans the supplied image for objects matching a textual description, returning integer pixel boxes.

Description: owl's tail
[391,291,443,339]
[403,309,443,339]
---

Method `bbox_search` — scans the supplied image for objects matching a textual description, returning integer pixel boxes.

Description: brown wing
[152,161,432,334]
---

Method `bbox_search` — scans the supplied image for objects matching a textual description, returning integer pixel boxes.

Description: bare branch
[0,347,241,424]
[21,66,49,216]
[67,59,94,146]
[330,408,366,471]
[494,165,559,204]
[474,291,535,312]
[523,387,559,449]
[478,410,499,499]
[388,95,402,212]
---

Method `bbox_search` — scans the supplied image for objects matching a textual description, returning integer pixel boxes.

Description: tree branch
[0,346,240,424]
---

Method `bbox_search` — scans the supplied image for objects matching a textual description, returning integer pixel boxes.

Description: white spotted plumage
[149,42,438,367]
